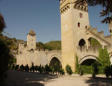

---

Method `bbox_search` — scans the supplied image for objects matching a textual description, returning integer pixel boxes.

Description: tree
[92,62,99,78]
[0,14,15,84]
[36,42,45,50]
[45,64,51,74]
[0,14,5,33]
[104,66,111,78]
[98,48,110,67]
[76,0,112,23]
[98,48,111,77]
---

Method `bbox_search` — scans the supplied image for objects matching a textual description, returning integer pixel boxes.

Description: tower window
[79,13,83,18]
[78,22,80,27]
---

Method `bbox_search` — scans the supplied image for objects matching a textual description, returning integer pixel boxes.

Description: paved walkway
[45,75,112,86]
[5,71,112,86]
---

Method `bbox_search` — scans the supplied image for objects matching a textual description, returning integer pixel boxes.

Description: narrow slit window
[78,22,80,27]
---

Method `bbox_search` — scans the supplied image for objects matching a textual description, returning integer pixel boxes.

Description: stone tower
[27,29,36,50]
[60,0,90,72]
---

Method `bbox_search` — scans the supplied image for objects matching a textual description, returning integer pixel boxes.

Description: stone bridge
[77,46,99,64]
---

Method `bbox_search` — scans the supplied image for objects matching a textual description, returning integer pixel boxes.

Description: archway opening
[88,37,102,48]
[80,59,97,65]
[79,39,86,47]
[49,57,62,72]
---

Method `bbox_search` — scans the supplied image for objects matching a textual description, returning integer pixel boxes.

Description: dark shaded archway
[49,57,62,71]
[79,39,86,47]
[81,59,97,65]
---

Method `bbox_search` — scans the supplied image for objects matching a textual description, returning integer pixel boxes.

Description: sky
[0,0,110,43]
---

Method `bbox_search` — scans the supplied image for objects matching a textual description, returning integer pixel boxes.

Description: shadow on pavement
[4,70,58,86]
[86,77,112,86]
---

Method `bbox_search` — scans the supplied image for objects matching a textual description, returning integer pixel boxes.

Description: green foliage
[34,66,39,72]
[66,65,73,75]
[0,39,15,83]
[104,66,111,78]
[80,65,92,74]
[45,64,52,73]
[59,68,65,75]
[30,63,35,72]
[24,64,29,72]
[89,38,102,47]
[98,48,110,67]
[37,65,44,73]
[20,65,25,71]
[75,56,80,73]
[45,41,61,50]
[36,42,45,50]
[36,41,61,50]
[0,14,5,33]
[0,35,18,51]
[15,65,19,70]
[104,65,112,78]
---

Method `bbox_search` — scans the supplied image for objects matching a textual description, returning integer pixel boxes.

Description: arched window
[79,39,86,47]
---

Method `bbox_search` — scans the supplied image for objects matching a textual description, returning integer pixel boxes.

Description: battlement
[60,0,88,14]
[87,26,112,45]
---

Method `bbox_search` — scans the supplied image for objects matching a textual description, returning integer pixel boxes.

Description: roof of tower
[28,29,36,36]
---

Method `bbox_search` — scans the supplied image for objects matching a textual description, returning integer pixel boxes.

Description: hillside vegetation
[0,34,61,51]
[37,41,61,50]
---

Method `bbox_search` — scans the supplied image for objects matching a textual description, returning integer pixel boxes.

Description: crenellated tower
[60,0,90,72]
[27,29,36,50]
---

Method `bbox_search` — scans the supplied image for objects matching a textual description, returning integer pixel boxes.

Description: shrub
[15,65,19,70]
[80,65,92,74]
[34,66,39,72]
[110,65,112,78]
[30,63,35,72]
[104,66,111,78]
[59,68,65,75]
[20,65,24,71]
[66,65,73,75]
[45,64,51,73]
[24,64,29,72]
[38,65,44,73]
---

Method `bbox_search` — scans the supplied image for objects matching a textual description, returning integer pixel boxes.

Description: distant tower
[109,21,112,35]
[27,29,36,50]
[60,0,90,72]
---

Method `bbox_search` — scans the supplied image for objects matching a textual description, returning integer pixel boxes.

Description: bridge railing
[77,46,100,53]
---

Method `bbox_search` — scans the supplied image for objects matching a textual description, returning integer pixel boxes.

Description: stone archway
[79,55,97,65]
[49,57,62,71]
